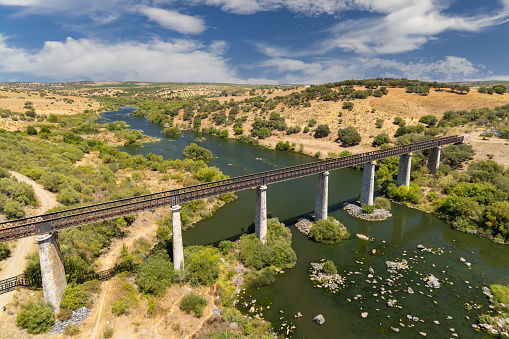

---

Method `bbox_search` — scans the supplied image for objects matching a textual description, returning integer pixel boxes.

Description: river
[100,107,509,338]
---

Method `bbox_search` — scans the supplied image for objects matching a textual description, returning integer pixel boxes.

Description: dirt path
[0,172,58,308]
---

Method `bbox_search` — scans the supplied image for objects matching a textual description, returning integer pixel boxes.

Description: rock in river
[314,314,325,325]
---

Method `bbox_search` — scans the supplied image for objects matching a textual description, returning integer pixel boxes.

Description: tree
[478,87,487,94]
[373,133,390,146]
[342,102,354,110]
[135,249,174,295]
[337,126,361,145]
[26,126,38,135]
[310,217,349,244]
[163,126,180,137]
[183,143,213,161]
[3,199,25,219]
[314,124,330,138]
[441,144,474,168]
[419,114,438,126]
[493,86,507,95]
[16,300,54,334]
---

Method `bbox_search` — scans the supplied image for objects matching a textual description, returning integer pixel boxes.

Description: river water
[100,107,509,338]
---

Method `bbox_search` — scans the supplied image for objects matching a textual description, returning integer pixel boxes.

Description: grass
[490,284,509,304]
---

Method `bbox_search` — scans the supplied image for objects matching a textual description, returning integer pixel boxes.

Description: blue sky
[0,0,509,84]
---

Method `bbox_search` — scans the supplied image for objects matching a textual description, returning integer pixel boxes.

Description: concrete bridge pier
[360,161,376,205]
[255,185,267,244]
[36,232,66,312]
[171,205,184,270]
[427,146,441,174]
[396,153,412,187]
[315,171,329,221]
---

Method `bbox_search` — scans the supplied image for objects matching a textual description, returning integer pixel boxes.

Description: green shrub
[60,283,89,310]
[57,308,73,321]
[218,240,233,255]
[64,324,81,336]
[16,300,55,334]
[310,217,349,244]
[322,260,337,274]
[0,243,11,260]
[491,284,509,304]
[314,124,330,138]
[135,249,173,295]
[103,326,114,338]
[361,204,375,214]
[373,133,390,146]
[337,126,361,145]
[373,197,391,210]
[3,199,25,219]
[242,268,277,289]
[180,293,207,317]
[183,143,213,162]
[111,299,130,316]
[185,246,220,286]
[26,126,38,135]
[163,126,180,137]
[477,314,494,324]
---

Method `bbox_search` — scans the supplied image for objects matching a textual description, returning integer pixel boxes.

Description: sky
[0,0,509,84]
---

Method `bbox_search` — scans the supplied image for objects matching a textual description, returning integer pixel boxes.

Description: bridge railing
[0,135,463,242]
[0,262,138,295]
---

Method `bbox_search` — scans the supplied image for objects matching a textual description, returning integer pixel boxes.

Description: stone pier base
[36,232,66,312]
[397,153,412,188]
[172,205,184,270]
[427,146,441,174]
[255,185,267,244]
[315,172,329,221]
[360,161,376,205]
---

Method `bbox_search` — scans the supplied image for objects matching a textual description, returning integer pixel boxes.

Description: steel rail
[0,135,463,242]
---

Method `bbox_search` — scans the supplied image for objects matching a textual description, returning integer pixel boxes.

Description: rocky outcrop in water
[343,203,392,221]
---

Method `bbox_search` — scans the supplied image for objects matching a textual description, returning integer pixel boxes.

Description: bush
[337,126,361,145]
[60,283,89,310]
[491,284,509,304]
[0,243,10,260]
[373,133,390,146]
[376,119,384,128]
[308,118,316,127]
[303,126,310,133]
[111,299,130,316]
[373,197,391,210]
[310,217,349,244]
[57,308,73,322]
[180,293,207,317]
[322,260,337,274]
[361,204,375,214]
[314,124,330,138]
[64,324,81,336]
[135,249,173,295]
[185,246,220,286]
[218,240,233,255]
[3,199,25,219]
[183,143,213,162]
[477,314,494,325]
[243,267,277,289]
[16,300,55,334]
[103,326,114,338]
[26,126,38,135]
[441,144,474,168]
[163,126,180,137]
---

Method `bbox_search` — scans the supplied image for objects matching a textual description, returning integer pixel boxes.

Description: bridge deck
[0,135,463,242]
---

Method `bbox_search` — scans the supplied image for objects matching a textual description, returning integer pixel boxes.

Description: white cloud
[136,6,206,34]
[327,0,509,55]
[258,55,486,84]
[0,35,241,82]
[209,40,229,55]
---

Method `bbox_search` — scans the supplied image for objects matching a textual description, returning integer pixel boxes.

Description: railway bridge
[0,135,463,309]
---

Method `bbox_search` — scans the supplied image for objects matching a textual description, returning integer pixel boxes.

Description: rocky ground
[343,203,392,221]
